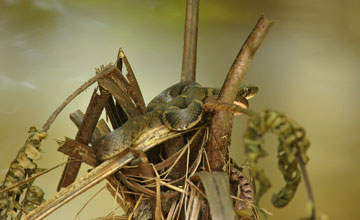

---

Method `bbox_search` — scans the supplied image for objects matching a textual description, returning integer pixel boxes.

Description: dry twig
[181,0,200,82]
[207,15,273,171]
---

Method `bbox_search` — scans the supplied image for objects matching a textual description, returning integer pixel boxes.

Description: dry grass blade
[185,179,206,199]
[154,168,162,220]
[106,183,128,213]
[159,181,186,194]
[196,172,237,220]
[127,193,144,220]
[185,187,195,219]
[74,186,106,219]
[42,66,113,131]
[162,128,203,179]
[166,129,208,219]
[189,189,201,220]
[165,201,177,220]
[92,216,127,220]
[23,150,135,220]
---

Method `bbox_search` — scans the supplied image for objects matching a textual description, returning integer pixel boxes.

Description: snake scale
[93,81,258,161]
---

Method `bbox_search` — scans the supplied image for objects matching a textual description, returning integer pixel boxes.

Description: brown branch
[57,89,110,191]
[129,149,155,179]
[41,67,113,131]
[66,111,132,210]
[75,89,110,145]
[97,68,140,119]
[206,15,273,171]
[181,0,200,82]
[103,95,125,129]
[69,110,111,140]
[96,119,112,136]
[57,138,98,167]
[118,48,146,113]
[62,110,111,166]
[99,49,146,130]
[218,15,273,102]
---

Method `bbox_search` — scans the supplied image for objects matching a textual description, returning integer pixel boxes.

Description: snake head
[206,84,258,101]
[237,84,259,100]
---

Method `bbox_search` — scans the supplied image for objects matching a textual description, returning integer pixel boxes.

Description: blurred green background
[1,0,359,219]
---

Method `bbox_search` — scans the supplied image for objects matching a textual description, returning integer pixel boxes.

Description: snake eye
[244,87,249,94]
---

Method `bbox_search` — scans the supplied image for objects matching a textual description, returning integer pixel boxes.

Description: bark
[181,0,200,82]
[206,15,273,171]
[57,89,110,190]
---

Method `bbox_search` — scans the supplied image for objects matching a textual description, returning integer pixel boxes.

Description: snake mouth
[233,100,248,109]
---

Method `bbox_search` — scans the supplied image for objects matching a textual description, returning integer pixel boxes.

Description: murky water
[1,0,359,219]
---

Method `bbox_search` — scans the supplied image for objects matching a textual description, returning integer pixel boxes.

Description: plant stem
[297,154,316,220]
[207,15,273,171]
[41,66,113,131]
[181,0,200,82]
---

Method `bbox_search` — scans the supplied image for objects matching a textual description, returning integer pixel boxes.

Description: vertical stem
[181,0,200,82]
[297,154,316,220]
[207,15,273,171]
[218,15,273,102]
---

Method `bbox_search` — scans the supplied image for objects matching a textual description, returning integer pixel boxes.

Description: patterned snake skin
[92,81,258,161]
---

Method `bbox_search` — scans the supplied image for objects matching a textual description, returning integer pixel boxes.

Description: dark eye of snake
[244,87,249,94]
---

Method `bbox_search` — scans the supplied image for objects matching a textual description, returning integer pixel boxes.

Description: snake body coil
[93,81,258,161]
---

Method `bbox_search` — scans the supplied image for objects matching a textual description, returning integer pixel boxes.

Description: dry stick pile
[0,2,315,219]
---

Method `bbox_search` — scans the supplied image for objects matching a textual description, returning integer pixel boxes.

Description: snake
[93,81,258,161]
